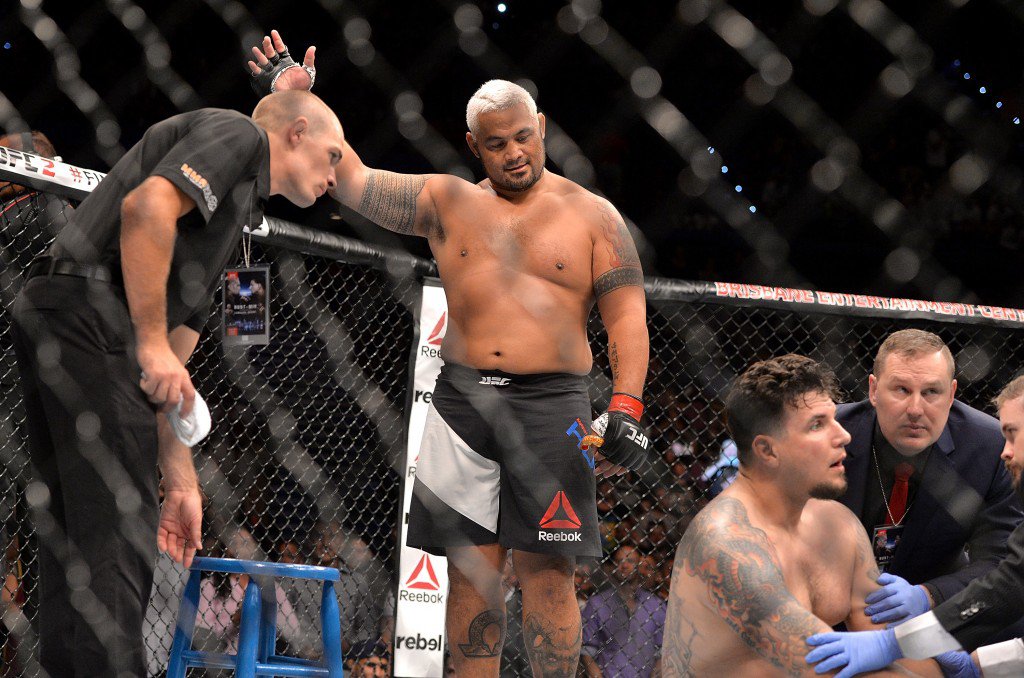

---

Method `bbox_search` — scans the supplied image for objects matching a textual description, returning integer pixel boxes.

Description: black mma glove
[582,393,652,472]
[250,48,316,97]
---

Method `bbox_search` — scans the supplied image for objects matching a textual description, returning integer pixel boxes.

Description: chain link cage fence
[3,1,1024,676]
[3,166,1024,676]
[8,1,1024,306]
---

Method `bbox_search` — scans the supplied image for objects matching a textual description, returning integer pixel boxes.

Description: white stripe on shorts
[416,404,500,533]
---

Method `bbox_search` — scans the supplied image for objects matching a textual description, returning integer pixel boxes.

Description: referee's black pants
[12,275,160,678]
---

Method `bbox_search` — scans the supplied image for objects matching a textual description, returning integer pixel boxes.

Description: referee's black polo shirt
[49,108,271,332]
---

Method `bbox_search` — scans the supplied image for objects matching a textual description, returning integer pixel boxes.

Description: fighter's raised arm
[248,29,467,239]
[329,139,457,239]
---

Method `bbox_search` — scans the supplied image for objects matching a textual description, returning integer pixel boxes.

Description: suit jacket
[934,520,1024,651]
[837,399,1023,604]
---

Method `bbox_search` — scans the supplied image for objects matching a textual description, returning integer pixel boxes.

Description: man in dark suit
[835,329,1022,629]
[807,373,1024,677]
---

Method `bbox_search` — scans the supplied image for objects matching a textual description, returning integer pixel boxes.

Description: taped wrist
[609,392,643,420]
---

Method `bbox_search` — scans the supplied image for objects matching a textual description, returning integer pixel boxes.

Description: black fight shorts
[408,362,601,558]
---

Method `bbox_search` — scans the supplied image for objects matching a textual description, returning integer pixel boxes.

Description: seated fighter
[661,354,945,677]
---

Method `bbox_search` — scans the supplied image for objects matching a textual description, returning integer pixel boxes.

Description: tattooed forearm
[357,169,430,235]
[608,342,620,382]
[678,498,826,675]
[595,199,640,268]
[594,266,644,298]
[458,609,505,658]
[523,613,581,677]
[661,607,700,678]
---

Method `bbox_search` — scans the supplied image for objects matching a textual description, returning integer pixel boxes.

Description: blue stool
[167,556,344,677]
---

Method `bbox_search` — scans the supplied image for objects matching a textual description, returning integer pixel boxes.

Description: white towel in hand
[166,392,211,447]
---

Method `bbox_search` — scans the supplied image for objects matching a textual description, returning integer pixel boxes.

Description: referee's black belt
[25,257,116,284]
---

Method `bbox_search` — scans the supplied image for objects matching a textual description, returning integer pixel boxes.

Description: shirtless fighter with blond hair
[662,355,944,677]
[250,31,652,678]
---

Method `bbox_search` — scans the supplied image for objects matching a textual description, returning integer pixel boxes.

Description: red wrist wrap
[609,393,644,420]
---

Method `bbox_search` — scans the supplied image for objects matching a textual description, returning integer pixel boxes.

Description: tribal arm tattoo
[594,267,644,298]
[523,613,582,678]
[595,198,640,268]
[591,198,647,395]
[356,169,439,237]
[592,197,642,298]
[677,498,831,676]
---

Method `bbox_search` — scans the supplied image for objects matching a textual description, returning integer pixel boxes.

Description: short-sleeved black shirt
[49,108,270,332]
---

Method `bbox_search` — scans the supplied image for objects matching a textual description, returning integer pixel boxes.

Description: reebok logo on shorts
[539,491,583,541]
[479,376,510,386]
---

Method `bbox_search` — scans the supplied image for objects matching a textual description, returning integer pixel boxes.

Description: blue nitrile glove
[934,650,980,678]
[806,629,902,678]
[865,573,931,627]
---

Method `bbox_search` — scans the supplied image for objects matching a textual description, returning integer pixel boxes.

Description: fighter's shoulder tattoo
[675,497,825,674]
[358,169,440,237]
[593,197,640,268]
[592,197,642,297]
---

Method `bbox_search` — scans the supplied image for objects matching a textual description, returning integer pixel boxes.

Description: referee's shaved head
[256,90,345,208]
[252,90,340,134]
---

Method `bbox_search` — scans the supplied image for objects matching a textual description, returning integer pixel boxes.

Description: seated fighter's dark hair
[724,354,842,465]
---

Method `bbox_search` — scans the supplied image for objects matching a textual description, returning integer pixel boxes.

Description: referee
[11,89,343,676]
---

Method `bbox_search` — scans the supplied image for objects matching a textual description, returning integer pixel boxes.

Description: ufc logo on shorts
[626,426,650,449]
[479,376,511,386]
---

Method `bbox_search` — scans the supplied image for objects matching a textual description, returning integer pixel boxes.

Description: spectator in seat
[580,544,666,677]
[346,640,390,677]
[309,524,381,655]
[194,528,306,655]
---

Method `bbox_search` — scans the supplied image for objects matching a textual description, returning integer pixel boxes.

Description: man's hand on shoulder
[247,29,316,96]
